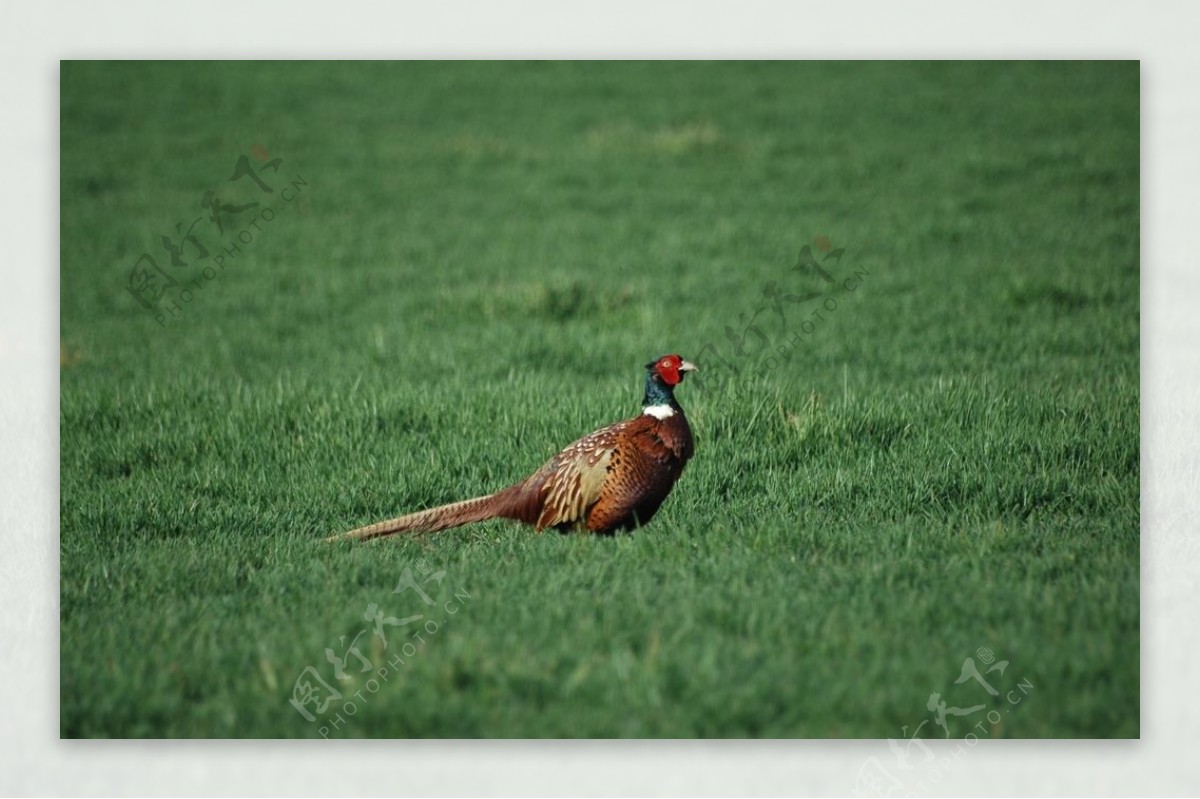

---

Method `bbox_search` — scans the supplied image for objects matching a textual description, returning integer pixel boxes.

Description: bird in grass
[327,354,698,542]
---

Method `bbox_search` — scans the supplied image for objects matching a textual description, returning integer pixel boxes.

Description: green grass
[60,61,1139,738]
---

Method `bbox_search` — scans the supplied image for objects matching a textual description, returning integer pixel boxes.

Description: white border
[3,1,1196,795]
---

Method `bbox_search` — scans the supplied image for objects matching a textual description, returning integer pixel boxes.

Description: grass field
[59,61,1139,739]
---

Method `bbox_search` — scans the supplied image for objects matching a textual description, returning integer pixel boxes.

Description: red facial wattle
[657,356,683,385]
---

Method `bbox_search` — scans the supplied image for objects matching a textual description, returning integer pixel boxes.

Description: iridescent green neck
[642,373,680,411]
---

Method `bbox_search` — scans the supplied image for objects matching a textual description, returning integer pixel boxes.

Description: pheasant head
[642,354,698,419]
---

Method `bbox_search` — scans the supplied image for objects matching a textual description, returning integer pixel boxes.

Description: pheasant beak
[679,360,698,373]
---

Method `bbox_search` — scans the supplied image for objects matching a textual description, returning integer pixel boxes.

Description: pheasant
[327,354,698,542]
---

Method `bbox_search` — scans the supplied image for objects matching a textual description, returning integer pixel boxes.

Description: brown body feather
[327,407,694,542]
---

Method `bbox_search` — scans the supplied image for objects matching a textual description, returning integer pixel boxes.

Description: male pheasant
[327,354,697,542]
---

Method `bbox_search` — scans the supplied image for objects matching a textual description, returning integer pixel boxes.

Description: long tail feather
[326,492,506,543]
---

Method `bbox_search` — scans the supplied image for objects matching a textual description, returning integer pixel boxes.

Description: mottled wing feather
[533,421,627,530]
[580,413,694,533]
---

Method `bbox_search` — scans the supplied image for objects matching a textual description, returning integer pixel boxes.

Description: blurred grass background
[60,61,1138,737]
